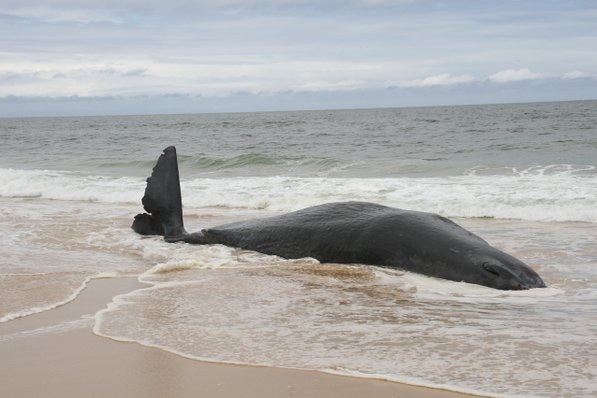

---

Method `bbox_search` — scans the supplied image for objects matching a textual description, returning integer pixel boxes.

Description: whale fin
[132,146,187,238]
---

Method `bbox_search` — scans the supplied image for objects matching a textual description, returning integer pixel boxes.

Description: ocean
[1,100,596,397]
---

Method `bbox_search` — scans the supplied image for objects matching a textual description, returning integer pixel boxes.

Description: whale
[132,146,546,290]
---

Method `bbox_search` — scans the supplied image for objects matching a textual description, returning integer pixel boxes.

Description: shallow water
[1,101,596,397]
[93,215,595,398]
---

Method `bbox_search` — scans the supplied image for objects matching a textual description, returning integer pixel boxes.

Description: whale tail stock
[132,146,187,239]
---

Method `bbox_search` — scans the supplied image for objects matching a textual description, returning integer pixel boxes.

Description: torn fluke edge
[132,146,185,238]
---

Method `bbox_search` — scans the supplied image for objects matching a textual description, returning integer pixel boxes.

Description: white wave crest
[1,166,595,223]
[0,168,144,203]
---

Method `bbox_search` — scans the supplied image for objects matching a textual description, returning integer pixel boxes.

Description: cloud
[1,0,596,113]
[0,0,415,9]
[299,79,367,91]
[1,5,123,24]
[3,77,597,117]
[487,68,547,83]
[399,73,477,87]
[84,66,148,76]
[2,62,596,100]
[0,66,153,97]
[562,71,590,80]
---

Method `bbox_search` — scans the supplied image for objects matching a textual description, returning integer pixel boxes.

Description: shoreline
[0,277,483,398]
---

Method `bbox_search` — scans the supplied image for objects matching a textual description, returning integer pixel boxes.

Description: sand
[0,277,482,398]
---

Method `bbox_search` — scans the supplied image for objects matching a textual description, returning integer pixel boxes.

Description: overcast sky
[1,0,596,116]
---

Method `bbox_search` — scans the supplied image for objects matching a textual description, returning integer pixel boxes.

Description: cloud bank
[1,0,596,116]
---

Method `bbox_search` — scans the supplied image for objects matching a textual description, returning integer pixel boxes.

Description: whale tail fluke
[132,146,187,239]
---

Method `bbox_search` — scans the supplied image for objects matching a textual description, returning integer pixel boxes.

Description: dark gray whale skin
[133,146,546,291]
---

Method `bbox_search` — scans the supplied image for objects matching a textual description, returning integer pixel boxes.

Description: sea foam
[1,166,594,223]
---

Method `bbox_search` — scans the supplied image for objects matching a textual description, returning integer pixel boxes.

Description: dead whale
[132,146,546,290]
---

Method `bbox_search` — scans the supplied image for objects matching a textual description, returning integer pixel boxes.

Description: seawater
[1,101,596,397]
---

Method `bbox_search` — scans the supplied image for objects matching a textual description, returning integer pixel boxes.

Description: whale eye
[482,263,500,276]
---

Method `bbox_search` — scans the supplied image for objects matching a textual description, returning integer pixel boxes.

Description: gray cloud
[2,76,597,117]
[1,0,596,115]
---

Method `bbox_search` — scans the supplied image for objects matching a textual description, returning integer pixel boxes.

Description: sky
[1,0,596,116]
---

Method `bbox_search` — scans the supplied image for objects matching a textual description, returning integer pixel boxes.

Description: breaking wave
[0,165,595,223]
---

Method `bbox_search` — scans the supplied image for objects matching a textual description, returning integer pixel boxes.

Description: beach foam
[1,166,595,223]
[94,256,596,398]
[0,274,92,323]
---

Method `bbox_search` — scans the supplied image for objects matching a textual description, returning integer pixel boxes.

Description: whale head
[473,250,546,290]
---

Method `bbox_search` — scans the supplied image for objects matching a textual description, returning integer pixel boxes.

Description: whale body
[132,146,546,290]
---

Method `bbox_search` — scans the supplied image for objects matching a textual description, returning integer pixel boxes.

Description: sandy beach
[0,277,482,398]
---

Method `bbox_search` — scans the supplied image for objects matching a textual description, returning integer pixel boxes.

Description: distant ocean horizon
[1,99,596,397]
[2,90,596,118]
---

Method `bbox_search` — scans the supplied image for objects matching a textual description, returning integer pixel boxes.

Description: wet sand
[0,278,482,398]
